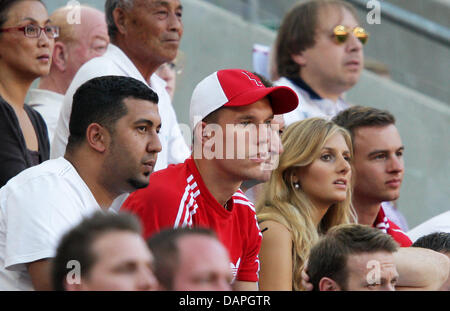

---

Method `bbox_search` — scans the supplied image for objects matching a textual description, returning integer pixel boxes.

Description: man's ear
[319,277,342,291]
[112,7,128,36]
[291,52,307,67]
[86,123,109,153]
[52,42,68,72]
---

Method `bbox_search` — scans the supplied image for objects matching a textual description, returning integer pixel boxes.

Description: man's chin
[127,178,150,190]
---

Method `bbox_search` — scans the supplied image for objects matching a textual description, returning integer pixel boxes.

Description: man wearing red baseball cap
[121,69,298,290]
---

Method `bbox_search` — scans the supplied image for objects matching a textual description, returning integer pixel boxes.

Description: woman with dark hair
[0,0,58,187]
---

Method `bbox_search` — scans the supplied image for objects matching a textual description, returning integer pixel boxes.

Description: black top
[0,96,50,188]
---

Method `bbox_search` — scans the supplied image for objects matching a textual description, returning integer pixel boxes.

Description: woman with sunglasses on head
[256,118,357,290]
[271,0,369,125]
[0,0,58,187]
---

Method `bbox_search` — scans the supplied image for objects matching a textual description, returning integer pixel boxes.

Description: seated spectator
[28,5,109,142]
[332,106,412,247]
[408,211,450,242]
[273,0,367,124]
[309,224,399,291]
[0,75,161,290]
[148,227,232,291]
[0,0,57,187]
[52,212,159,291]
[303,227,450,291]
[121,69,298,291]
[51,0,189,173]
[412,232,450,291]
[240,73,286,199]
[256,118,356,290]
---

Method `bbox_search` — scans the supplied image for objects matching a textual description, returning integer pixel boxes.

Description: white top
[51,44,190,172]
[0,157,101,290]
[27,89,64,144]
[407,211,450,242]
[274,77,350,126]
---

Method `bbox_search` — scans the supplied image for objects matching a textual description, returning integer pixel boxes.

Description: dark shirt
[0,96,50,188]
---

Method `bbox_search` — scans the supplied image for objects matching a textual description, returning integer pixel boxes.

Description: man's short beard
[127,178,149,190]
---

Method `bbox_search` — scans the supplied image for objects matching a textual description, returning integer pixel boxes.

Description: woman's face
[295,132,352,209]
[0,1,54,79]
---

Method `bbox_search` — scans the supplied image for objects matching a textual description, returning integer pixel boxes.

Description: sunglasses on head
[333,25,369,45]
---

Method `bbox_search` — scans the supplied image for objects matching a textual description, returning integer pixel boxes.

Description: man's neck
[300,74,344,102]
[64,151,115,210]
[113,38,160,81]
[194,158,242,208]
[353,196,381,226]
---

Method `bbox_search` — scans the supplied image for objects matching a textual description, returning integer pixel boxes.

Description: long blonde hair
[256,118,356,291]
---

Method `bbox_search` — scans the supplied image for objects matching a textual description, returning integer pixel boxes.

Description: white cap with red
[189,69,299,129]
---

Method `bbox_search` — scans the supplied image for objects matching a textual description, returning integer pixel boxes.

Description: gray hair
[105,0,135,41]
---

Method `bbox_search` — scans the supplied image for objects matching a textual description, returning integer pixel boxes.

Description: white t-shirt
[408,211,450,242]
[51,44,190,172]
[27,89,64,144]
[0,157,101,290]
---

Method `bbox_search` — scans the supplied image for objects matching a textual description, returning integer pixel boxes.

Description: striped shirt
[374,206,412,247]
[122,158,262,282]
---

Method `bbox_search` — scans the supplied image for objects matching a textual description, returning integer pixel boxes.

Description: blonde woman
[256,118,356,291]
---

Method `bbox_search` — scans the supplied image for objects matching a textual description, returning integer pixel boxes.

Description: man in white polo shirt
[51,0,189,170]
[0,76,162,290]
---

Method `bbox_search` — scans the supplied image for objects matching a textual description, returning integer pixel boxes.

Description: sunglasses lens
[354,27,369,45]
[333,25,349,44]
[335,34,348,43]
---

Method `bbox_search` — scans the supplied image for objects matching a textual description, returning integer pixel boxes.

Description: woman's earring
[294,182,301,190]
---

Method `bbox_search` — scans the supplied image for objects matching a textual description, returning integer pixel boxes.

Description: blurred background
[40,0,450,228]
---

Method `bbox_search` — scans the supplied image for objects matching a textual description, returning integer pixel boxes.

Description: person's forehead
[178,235,229,264]
[220,97,273,119]
[316,5,359,31]
[92,231,152,263]
[5,1,48,24]
[123,97,159,115]
[134,0,182,9]
[353,125,402,150]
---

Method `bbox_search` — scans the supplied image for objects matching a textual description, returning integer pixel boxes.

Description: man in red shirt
[122,69,298,290]
[332,106,412,247]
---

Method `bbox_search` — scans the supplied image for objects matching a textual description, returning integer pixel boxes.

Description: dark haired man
[332,106,412,247]
[122,69,298,290]
[309,224,449,291]
[148,227,232,291]
[0,75,161,290]
[52,212,159,291]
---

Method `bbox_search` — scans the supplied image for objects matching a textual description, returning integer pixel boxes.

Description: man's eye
[137,126,147,133]
[156,10,169,18]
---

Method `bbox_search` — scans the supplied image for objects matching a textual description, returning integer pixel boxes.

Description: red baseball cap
[190,69,299,129]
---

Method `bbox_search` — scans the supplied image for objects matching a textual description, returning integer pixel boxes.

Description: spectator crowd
[0,0,448,292]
